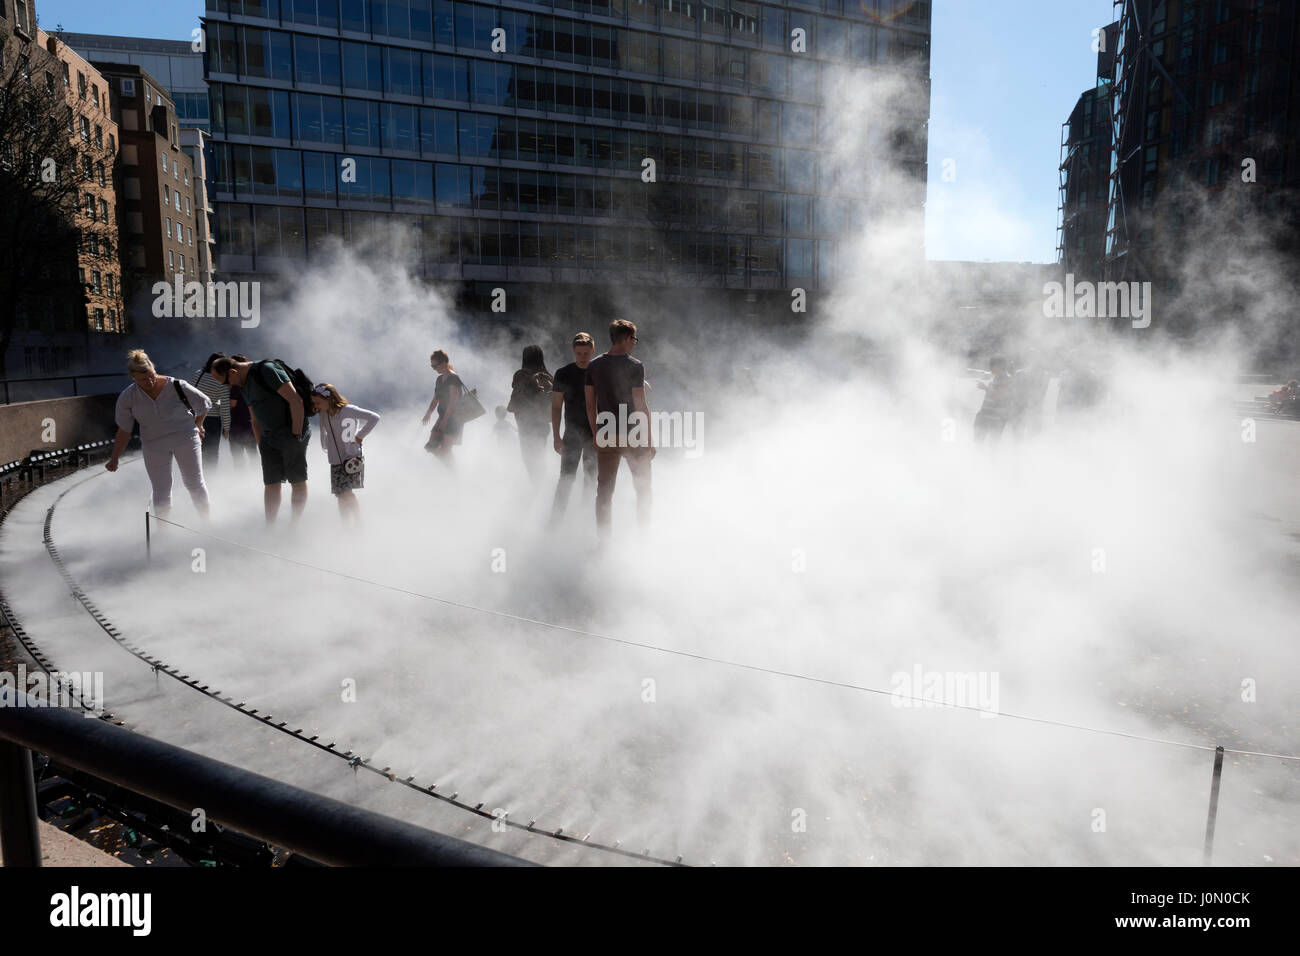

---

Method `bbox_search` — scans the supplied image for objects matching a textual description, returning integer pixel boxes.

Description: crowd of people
[106,318,655,539]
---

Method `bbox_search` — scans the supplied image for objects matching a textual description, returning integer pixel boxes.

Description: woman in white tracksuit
[105,349,212,517]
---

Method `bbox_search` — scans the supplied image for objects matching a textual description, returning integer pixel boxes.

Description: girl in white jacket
[311,383,380,521]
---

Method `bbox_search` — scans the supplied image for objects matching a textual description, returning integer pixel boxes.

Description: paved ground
[0,820,128,867]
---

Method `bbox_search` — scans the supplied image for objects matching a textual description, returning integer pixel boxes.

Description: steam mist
[4,64,1297,866]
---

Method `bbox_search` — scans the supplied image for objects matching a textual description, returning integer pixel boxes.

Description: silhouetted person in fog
[192,352,231,467]
[973,355,1013,443]
[1058,351,1105,418]
[423,350,465,465]
[1011,350,1051,437]
[508,344,553,481]
[226,353,258,468]
[586,318,654,538]
[493,405,516,447]
[550,332,598,524]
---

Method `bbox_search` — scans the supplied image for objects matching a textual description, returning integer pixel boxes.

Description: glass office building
[202,0,930,308]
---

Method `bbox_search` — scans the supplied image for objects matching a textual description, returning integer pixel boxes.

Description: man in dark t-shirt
[549,331,598,524]
[211,356,310,523]
[584,318,654,538]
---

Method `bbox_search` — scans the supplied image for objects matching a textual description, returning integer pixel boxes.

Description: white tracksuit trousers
[142,429,209,512]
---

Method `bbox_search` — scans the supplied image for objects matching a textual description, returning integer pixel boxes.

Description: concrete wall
[0,395,120,465]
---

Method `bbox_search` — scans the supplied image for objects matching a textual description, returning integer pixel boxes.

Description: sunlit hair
[573,332,594,348]
[312,383,349,416]
[609,318,637,344]
[126,349,154,376]
[431,349,450,366]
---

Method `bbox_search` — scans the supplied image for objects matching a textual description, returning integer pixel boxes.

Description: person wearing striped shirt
[193,352,232,467]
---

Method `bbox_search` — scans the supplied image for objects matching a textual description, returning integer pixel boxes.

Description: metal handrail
[0,688,531,867]
[0,445,530,868]
[0,373,123,405]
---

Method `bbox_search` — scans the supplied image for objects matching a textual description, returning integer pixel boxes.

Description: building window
[94,125,102,147]
[91,271,102,293]
[187,226,193,246]
[80,116,90,141]
[100,198,109,222]
[44,71,54,93]
[166,216,172,236]
[108,133,116,152]
[179,253,185,272]
[164,184,171,203]
[78,72,87,100]
[106,274,115,295]
[162,154,168,173]
[14,0,31,34]
[174,192,181,211]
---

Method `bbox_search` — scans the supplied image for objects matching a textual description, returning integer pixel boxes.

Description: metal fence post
[0,738,42,867]
[1203,745,1225,865]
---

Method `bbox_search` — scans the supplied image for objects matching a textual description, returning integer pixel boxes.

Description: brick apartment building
[93,62,202,311]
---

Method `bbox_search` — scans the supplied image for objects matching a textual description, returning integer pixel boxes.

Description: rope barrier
[142,511,1299,763]
[9,461,1298,870]
[39,471,687,866]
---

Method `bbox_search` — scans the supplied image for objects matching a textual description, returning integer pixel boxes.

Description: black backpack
[256,359,316,418]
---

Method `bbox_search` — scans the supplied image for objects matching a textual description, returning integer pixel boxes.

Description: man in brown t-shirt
[584,318,655,538]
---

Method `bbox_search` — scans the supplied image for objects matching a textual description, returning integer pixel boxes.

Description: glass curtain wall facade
[203,0,930,296]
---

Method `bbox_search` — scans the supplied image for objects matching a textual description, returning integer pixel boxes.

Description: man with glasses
[549,331,598,525]
[584,318,655,539]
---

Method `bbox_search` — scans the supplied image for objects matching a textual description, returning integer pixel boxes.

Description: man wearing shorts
[211,356,310,523]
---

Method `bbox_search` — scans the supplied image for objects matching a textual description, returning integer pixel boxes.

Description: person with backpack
[105,349,212,518]
[311,383,380,522]
[210,355,313,523]
[192,352,232,467]
[507,344,553,482]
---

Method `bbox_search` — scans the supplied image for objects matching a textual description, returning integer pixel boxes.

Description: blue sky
[33,0,1114,264]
